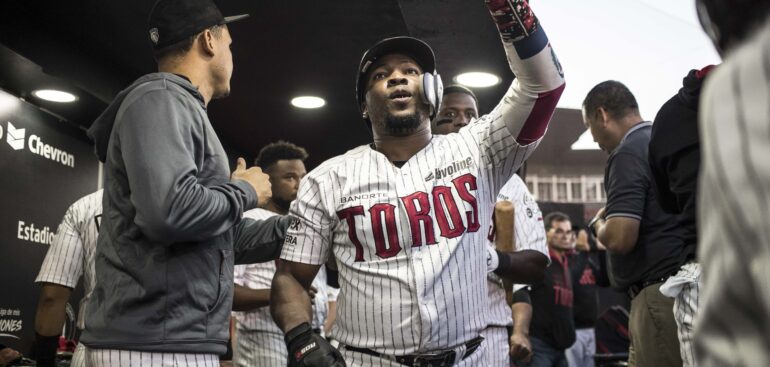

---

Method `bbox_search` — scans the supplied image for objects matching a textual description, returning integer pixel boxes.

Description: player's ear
[598,107,610,126]
[199,29,216,57]
[361,103,368,119]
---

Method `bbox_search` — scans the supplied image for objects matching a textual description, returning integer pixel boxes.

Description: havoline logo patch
[425,157,473,181]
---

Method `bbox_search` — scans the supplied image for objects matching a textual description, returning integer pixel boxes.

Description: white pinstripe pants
[84,348,220,367]
[481,326,510,367]
[660,262,701,367]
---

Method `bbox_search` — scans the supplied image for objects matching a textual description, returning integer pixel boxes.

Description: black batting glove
[285,322,346,367]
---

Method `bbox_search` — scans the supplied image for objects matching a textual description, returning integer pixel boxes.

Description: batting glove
[285,322,346,367]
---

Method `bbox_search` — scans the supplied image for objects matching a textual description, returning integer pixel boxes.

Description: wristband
[34,333,60,366]
[284,322,312,345]
[587,216,603,238]
[486,246,500,272]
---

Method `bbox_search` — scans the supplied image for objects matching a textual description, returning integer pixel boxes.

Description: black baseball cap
[355,36,437,110]
[148,0,249,50]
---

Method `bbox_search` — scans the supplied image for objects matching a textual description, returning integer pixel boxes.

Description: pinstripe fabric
[35,190,103,330]
[665,262,700,367]
[281,127,532,355]
[232,326,285,367]
[233,209,328,334]
[71,343,87,367]
[487,175,548,328]
[233,208,329,366]
[280,12,563,355]
[481,326,509,367]
[84,349,219,367]
[660,263,700,367]
[696,17,770,367]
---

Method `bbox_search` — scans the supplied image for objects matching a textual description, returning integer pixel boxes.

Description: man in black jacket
[648,66,713,367]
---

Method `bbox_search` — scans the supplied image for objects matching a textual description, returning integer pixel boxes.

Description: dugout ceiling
[0,0,606,174]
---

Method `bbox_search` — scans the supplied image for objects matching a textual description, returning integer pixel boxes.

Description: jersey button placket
[394,168,430,350]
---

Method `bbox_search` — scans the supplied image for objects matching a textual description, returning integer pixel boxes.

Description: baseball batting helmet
[355,36,443,121]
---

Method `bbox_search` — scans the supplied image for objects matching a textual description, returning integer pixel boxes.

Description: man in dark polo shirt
[582,81,685,367]
[520,212,576,367]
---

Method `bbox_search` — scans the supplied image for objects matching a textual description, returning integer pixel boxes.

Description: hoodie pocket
[208,249,233,312]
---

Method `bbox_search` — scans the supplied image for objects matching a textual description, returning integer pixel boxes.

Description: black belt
[627,277,668,299]
[343,336,484,366]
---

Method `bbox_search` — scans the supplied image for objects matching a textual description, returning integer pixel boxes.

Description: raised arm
[485,0,565,143]
[466,0,565,191]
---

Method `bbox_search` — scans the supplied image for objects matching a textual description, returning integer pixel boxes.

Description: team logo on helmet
[149,28,160,44]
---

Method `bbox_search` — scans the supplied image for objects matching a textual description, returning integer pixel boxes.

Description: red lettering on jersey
[400,192,437,247]
[579,268,596,285]
[553,285,574,307]
[337,206,366,262]
[369,203,402,259]
[452,174,480,233]
[432,186,465,238]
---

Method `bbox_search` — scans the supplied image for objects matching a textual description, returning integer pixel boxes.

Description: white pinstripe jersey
[281,27,564,354]
[697,18,770,367]
[234,208,328,333]
[36,189,103,330]
[486,175,548,327]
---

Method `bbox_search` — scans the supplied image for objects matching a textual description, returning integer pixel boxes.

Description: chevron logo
[6,121,25,150]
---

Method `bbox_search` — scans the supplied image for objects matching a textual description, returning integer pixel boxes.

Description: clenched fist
[510,332,533,363]
[231,157,272,207]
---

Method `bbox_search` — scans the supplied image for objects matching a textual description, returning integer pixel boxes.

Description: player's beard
[271,195,292,213]
[384,110,423,136]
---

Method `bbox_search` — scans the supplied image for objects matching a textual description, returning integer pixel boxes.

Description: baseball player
[232,141,329,367]
[270,1,565,366]
[33,190,103,367]
[484,178,549,367]
[486,177,549,367]
[695,1,770,366]
[431,85,479,135]
[80,0,289,365]
[433,85,549,366]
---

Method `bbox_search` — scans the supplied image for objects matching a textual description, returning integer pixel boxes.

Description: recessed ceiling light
[291,96,325,109]
[454,72,500,88]
[571,130,601,150]
[32,89,78,103]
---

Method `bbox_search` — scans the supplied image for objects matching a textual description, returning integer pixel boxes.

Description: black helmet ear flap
[420,71,444,119]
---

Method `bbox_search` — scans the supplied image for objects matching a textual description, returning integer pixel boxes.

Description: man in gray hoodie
[79,0,288,366]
